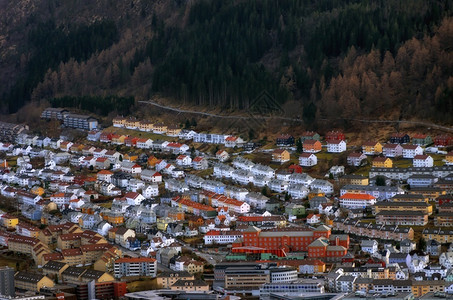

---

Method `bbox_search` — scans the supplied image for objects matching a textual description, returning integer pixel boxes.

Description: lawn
[127,278,158,292]
[354,164,372,177]
[192,168,213,178]
[431,153,446,166]
[316,151,335,161]
[393,158,412,168]
[103,127,175,142]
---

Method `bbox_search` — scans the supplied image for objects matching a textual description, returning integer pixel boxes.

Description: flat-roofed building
[63,113,98,130]
[224,267,270,289]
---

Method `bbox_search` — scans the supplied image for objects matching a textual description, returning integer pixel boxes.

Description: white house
[439,252,453,269]
[192,157,209,170]
[268,179,289,193]
[216,150,230,162]
[347,153,367,167]
[361,240,378,255]
[143,184,159,198]
[289,173,314,186]
[383,144,403,157]
[251,164,275,178]
[327,140,346,153]
[413,155,434,167]
[213,163,234,178]
[141,169,162,183]
[176,155,192,167]
[124,192,146,206]
[306,214,321,224]
[203,230,242,245]
[402,144,423,159]
[121,161,142,174]
[225,136,245,148]
[136,138,153,149]
[252,175,271,187]
[288,184,309,199]
[233,157,255,171]
[232,169,254,185]
[310,179,334,195]
[299,153,317,167]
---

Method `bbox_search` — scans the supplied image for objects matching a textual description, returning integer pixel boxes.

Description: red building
[325,131,345,142]
[308,235,348,261]
[434,135,453,147]
[232,225,332,257]
[99,132,114,143]
[288,164,303,174]
[75,281,126,300]
[124,136,139,147]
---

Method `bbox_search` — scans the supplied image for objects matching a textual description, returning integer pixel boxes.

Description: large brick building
[232,225,338,257]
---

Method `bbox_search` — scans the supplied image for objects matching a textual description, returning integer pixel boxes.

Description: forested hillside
[1,0,452,124]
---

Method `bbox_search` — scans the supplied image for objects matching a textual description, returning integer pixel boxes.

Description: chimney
[335,236,340,246]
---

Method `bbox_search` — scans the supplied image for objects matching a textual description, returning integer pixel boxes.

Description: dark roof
[171,279,208,287]
[80,269,107,280]
[42,260,67,271]
[157,271,192,278]
[62,266,85,277]
[15,272,47,283]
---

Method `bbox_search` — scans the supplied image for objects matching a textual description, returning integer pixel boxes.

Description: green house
[285,203,306,216]
[412,134,432,146]
[300,131,321,142]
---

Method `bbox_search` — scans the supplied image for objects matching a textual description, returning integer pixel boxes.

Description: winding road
[138,100,453,132]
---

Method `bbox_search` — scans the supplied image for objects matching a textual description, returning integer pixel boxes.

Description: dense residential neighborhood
[0,114,452,300]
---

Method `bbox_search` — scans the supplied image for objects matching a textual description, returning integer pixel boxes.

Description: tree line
[6,0,451,125]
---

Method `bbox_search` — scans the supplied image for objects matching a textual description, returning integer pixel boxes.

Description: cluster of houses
[112,116,247,148]
[1,121,453,299]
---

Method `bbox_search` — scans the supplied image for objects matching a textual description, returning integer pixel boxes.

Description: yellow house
[167,125,182,136]
[2,214,18,229]
[113,116,126,127]
[362,141,383,155]
[124,118,140,129]
[373,201,433,215]
[14,272,55,292]
[183,260,204,274]
[272,149,290,163]
[147,156,160,167]
[123,152,138,162]
[372,157,393,168]
[30,186,45,196]
[139,120,154,132]
[93,247,122,272]
[407,188,446,201]
[412,280,445,297]
[153,122,168,133]
[111,135,127,144]
[157,217,173,231]
[339,175,369,186]
[446,152,453,165]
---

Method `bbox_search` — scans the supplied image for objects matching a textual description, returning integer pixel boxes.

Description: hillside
[1,0,452,125]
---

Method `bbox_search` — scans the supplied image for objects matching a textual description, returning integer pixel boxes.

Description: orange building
[303,140,322,153]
